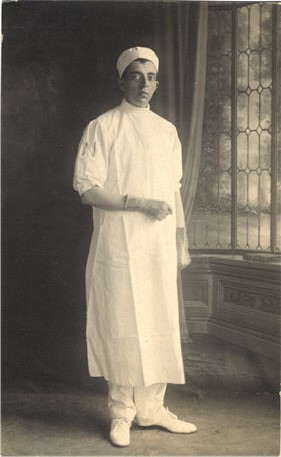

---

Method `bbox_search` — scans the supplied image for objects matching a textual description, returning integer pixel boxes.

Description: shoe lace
[112,419,130,433]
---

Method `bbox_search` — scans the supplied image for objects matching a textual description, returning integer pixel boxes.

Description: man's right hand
[125,196,172,221]
[141,199,173,220]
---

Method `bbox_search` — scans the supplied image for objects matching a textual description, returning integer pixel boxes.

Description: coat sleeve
[73,119,110,196]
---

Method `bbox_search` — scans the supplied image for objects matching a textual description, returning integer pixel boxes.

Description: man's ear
[155,81,160,89]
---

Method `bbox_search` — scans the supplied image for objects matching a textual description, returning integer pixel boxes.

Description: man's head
[116,47,159,108]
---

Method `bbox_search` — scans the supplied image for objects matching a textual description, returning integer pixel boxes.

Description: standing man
[73,47,197,447]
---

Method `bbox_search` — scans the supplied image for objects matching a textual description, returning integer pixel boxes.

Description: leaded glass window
[189,3,280,253]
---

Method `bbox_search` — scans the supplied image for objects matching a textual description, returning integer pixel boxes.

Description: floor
[2,335,280,456]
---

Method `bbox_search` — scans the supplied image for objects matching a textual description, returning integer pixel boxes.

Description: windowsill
[189,253,281,270]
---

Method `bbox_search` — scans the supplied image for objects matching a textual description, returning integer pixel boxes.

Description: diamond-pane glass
[236,3,272,249]
[188,9,232,249]
[189,3,278,252]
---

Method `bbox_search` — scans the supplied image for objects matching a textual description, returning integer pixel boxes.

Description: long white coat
[73,99,185,387]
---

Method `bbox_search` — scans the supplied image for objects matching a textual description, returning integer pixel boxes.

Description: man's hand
[141,199,173,220]
[125,196,172,221]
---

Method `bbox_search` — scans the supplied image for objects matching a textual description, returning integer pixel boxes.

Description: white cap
[116,46,159,78]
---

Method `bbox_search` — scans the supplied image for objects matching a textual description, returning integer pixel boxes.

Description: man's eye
[127,74,156,82]
[128,74,141,81]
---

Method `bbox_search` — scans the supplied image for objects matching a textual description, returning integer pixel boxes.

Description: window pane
[237,93,248,131]
[249,91,260,130]
[260,88,271,129]
[237,171,247,208]
[236,3,272,250]
[238,7,249,51]
[189,10,232,249]
[249,52,260,90]
[260,130,271,169]
[249,4,261,49]
[261,49,272,87]
[237,133,248,169]
[248,172,259,209]
[248,132,259,170]
[190,4,276,253]
[261,3,273,48]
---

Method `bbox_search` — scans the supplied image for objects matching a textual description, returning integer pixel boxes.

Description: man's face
[120,60,158,108]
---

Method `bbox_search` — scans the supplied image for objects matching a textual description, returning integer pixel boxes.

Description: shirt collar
[121,98,150,112]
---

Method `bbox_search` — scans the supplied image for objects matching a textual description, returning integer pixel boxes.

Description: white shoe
[110,419,131,447]
[137,407,197,434]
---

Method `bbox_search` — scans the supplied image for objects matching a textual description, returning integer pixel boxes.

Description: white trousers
[108,382,167,423]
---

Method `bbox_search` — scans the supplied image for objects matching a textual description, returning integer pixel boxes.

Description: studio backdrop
[2,1,207,388]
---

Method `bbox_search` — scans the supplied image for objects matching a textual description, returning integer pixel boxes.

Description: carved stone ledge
[222,285,280,315]
[183,255,281,359]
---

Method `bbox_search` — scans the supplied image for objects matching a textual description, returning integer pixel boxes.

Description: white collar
[121,98,150,112]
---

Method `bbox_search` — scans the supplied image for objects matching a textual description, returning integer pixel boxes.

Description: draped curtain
[181,6,208,226]
[152,2,208,340]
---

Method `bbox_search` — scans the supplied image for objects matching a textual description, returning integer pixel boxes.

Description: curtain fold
[152,2,208,341]
[152,2,208,222]
[181,4,208,226]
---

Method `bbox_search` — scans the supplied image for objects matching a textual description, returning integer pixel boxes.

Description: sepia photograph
[2,0,280,455]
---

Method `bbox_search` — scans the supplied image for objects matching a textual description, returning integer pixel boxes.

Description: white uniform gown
[73,99,185,387]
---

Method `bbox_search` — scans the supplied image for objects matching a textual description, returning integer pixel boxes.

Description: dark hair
[121,58,157,80]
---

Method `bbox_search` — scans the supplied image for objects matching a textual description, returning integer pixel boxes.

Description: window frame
[189,3,280,255]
